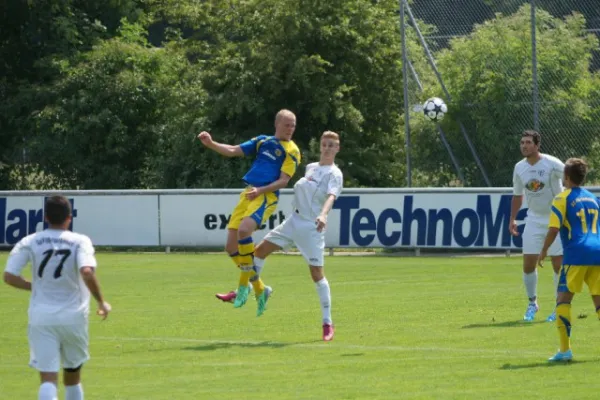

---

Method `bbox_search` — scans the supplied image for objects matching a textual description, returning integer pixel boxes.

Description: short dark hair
[564,158,588,185]
[44,196,72,225]
[522,130,541,146]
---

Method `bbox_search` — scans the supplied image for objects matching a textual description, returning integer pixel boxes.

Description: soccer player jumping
[218,131,343,340]
[198,109,301,309]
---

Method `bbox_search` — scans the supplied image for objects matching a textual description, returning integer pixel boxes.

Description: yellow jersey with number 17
[549,187,600,265]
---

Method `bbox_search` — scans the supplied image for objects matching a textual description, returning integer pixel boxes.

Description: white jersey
[512,153,564,224]
[293,162,344,221]
[4,229,97,326]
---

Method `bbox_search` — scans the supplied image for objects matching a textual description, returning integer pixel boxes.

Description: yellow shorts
[558,265,600,295]
[227,188,279,230]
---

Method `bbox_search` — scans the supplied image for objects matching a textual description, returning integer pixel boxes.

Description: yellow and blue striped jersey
[239,135,300,188]
[549,187,600,265]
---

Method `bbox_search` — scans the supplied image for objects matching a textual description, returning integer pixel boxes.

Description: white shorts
[28,324,89,372]
[264,212,325,266]
[522,221,563,256]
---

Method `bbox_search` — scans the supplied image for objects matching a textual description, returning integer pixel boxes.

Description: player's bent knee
[309,266,324,282]
[254,243,266,258]
[64,364,83,373]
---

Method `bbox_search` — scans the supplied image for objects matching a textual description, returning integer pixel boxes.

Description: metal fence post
[531,0,540,132]
[400,0,412,187]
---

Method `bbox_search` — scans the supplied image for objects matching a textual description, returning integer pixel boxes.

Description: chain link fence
[401,0,600,187]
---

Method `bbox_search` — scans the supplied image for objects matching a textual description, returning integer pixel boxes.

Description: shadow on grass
[500,359,596,370]
[182,339,322,352]
[462,319,546,329]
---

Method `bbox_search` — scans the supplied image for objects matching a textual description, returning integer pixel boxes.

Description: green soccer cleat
[233,285,251,308]
[256,286,273,317]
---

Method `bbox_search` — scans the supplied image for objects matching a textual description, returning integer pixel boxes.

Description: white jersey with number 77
[4,229,98,326]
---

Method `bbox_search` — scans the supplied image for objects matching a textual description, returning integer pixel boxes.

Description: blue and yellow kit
[228,135,301,230]
[550,188,600,294]
[240,135,300,189]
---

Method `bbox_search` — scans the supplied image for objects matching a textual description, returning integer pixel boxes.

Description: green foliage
[2,1,600,190]
[0,0,148,189]
[431,4,600,185]
[185,0,407,187]
[25,23,204,189]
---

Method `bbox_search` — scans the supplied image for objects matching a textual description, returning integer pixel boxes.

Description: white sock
[253,257,265,276]
[524,270,538,301]
[38,382,57,400]
[315,278,332,325]
[65,384,84,400]
[553,272,559,292]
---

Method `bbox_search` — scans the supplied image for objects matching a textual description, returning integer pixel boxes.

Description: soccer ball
[422,97,448,122]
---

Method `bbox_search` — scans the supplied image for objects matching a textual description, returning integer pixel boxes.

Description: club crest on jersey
[275,149,282,157]
[525,179,545,192]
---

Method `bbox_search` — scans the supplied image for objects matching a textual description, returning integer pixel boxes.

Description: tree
[0,0,148,189]
[25,21,204,189]
[176,0,409,187]
[428,5,600,186]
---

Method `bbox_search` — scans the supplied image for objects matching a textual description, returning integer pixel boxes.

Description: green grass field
[1,253,600,399]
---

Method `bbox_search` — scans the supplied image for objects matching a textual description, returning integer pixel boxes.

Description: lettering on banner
[203,210,286,231]
[0,198,77,245]
[332,194,529,248]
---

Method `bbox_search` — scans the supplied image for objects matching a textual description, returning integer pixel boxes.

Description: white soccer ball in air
[422,97,448,122]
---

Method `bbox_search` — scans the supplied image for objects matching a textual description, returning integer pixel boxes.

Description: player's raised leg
[253,218,296,317]
[215,228,244,303]
[234,216,259,308]
[253,239,282,316]
[236,192,280,309]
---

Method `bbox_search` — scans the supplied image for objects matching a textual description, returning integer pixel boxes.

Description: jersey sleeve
[550,158,565,194]
[76,236,98,269]
[551,158,565,180]
[512,166,523,195]
[239,135,268,157]
[4,239,31,276]
[327,170,344,198]
[549,194,567,229]
[281,147,301,178]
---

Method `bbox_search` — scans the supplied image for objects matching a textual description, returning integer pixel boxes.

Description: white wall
[1,188,599,249]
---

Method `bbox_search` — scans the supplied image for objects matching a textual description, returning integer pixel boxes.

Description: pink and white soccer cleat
[323,324,335,341]
[215,290,237,303]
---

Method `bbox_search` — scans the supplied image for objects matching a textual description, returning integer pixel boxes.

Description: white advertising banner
[159,193,295,247]
[2,188,600,249]
[0,194,159,246]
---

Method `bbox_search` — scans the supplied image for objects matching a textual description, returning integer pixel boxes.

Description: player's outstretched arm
[246,172,291,200]
[316,194,337,233]
[197,131,243,157]
[2,271,31,291]
[80,267,111,320]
